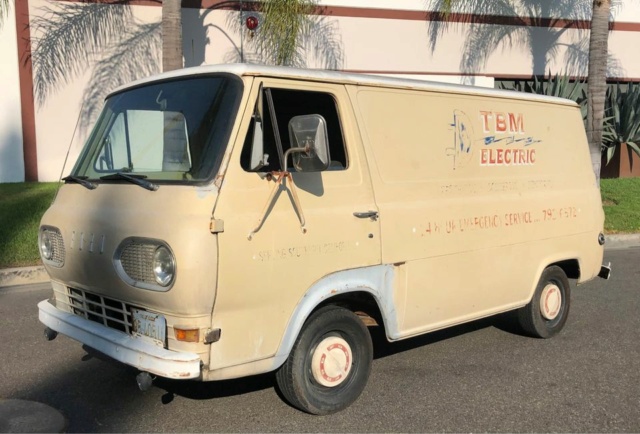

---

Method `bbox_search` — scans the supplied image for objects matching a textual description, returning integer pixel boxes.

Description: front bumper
[38,299,202,379]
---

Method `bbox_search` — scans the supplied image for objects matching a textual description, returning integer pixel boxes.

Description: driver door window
[240,88,348,172]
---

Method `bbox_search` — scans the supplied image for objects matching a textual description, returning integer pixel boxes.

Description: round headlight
[153,246,175,287]
[40,231,53,260]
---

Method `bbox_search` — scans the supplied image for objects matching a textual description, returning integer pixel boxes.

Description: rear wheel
[275,305,373,415]
[517,266,571,338]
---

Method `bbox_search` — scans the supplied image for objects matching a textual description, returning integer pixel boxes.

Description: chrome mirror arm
[247,171,307,241]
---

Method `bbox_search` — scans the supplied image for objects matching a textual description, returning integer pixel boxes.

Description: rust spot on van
[214,170,226,184]
[355,311,378,326]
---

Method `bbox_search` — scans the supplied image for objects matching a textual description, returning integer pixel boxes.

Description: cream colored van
[38,64,609,414]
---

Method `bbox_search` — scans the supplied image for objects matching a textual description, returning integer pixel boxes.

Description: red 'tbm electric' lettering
[479,111,525,134]
[508,112,524,133]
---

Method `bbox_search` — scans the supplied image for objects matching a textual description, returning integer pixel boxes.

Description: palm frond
[0,0,11,30]
[257,0,314,66]
[425,0,521,53]
[299,15,343,70]
[31,1,134,105]
[80,22,162,136]
[225,1,342,68]
[460,24,528,75]
[563,37,624,78]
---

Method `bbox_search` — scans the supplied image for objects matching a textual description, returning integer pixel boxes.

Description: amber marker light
[174,328,200,342]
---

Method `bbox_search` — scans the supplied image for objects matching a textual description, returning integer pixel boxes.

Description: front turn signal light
[174,328,200,343]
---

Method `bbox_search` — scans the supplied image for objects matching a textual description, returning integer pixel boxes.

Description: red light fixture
[246,15,259,31]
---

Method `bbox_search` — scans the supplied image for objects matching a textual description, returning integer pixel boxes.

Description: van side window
[241,88,348,172]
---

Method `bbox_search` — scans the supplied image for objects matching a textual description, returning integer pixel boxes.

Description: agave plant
[602,83,640,164]
[499,73,587,117]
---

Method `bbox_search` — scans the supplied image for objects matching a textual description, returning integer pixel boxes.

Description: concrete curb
[0,266,48,289]
[0,234,638,289]
[605,233,640,250]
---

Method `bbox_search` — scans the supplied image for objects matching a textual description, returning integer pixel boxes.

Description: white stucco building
[2,0,640,182]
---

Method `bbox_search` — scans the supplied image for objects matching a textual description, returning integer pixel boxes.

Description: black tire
[517,266,571,338]
[275,305,373,415]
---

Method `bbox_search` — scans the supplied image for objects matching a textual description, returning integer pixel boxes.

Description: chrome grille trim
[41,226,65,267]
[64,287,135,334]
[114,237,174,292]
[120,242,157,284]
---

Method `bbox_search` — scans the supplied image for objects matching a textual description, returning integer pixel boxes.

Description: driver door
[209,78,381,370]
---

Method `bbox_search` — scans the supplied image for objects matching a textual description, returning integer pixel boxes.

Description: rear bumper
[38,299,202,379]
[598,262,612,279]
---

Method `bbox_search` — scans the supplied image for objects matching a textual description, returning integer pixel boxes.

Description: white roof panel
[109,63,578,107]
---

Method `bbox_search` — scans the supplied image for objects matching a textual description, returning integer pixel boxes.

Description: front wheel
[517,265,571,338]
[275,305,373,415]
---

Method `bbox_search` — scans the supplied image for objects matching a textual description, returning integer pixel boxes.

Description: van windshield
[71,75,242,184]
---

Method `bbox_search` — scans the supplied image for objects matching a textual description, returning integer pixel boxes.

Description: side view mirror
[286,114,330,172]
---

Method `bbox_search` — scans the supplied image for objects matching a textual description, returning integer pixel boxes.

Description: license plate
[131,308,166,347]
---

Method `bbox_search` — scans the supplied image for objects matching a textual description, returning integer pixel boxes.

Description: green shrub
[602,82,640,165]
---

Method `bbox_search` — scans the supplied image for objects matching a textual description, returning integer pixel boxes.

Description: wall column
[15,0,38,182]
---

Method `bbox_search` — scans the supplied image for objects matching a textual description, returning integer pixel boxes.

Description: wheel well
[549,259,580,279]
[314,291,385,330]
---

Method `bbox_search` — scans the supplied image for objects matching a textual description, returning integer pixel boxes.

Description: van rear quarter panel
[348,85,604,336]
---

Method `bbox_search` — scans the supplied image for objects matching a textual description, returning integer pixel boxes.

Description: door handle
[353,210,379,220]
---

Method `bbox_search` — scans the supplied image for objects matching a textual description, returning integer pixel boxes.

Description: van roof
[110,63,578,107]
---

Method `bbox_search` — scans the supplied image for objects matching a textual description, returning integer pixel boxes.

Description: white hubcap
[311,336,353,387]
[540,283,562,320]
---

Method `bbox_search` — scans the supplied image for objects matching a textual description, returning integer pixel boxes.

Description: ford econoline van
[38,64,609,414]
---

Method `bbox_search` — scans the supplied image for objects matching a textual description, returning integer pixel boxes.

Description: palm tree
[257,0,315,66]
[224,0,343,69]
[587,0,611,183]
[162,0,183,71]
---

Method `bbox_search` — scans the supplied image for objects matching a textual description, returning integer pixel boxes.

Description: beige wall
[0,2,24,183]
[201,3,640,81]
[29,0,162,181]
[13,1,640,181]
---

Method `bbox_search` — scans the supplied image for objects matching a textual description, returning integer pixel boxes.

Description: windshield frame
[70,73,244,187]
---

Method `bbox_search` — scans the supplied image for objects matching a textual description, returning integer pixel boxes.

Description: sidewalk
[2,234,639,289]
[0,265,49,288]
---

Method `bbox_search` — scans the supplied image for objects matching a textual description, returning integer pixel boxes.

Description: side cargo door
[209,79,381,371]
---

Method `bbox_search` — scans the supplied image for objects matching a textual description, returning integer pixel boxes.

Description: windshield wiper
[62,175,97,190]
[100,172,159,191]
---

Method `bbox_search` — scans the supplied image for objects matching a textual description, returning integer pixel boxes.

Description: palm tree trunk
[586,0,611,183]
[162,0,183,71]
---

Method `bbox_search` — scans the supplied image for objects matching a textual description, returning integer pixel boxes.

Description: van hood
[40,183,219,317]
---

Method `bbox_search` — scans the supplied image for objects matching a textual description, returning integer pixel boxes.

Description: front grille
[120,242,157,284]
[68,287,135,334]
